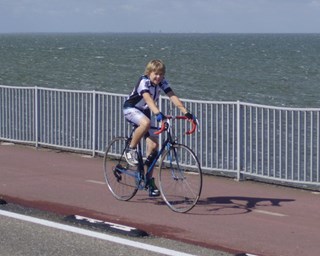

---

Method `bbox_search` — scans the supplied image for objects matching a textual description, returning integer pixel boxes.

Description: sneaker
[125,147,139,166]
[147,178,160,197]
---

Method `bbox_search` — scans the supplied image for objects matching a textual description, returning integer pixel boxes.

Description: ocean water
[1,33,320,108]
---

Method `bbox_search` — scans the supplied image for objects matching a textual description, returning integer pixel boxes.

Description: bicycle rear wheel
[103,137,139,201]
[159,143,202,213]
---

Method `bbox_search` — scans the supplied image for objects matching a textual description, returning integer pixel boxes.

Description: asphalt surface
[1,142,320,256]
[0,203,229,256]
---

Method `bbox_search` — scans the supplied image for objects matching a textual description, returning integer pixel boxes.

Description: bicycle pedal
[114,171,121,181]
[113,165,122,181]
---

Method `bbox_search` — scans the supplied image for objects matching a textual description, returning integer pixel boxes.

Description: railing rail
[1,85,319,189]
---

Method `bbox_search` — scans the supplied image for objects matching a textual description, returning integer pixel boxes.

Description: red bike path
[1,142,320,256]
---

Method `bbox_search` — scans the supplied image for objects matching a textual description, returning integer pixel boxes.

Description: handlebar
[154,116,198,135]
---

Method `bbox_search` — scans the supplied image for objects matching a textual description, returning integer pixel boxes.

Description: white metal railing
[1,85,319,189]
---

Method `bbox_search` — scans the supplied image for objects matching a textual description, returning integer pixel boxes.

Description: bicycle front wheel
[159,143,202,213]
[103,137,138,201]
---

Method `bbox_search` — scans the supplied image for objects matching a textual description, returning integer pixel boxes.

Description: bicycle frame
[139,116,197,184]
[104,115,201,212]
[116,126,171,190]
[145,135,173,178]
[119,116,196,189]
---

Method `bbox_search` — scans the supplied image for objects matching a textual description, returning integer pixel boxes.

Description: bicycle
[103,116,202,213]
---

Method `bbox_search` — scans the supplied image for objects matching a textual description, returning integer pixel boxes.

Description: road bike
[103,116,202,213]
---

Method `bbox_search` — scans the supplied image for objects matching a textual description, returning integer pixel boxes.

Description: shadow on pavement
[194,196,295,215]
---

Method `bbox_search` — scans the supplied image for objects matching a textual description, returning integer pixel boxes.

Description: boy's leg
[130,117,150,148]
[123,108,150,165]
[123,107,150,148]
[145,136,160,197]
[145,136,159,179]
[146,136,158,156]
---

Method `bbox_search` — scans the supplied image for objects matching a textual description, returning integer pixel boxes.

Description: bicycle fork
[167,145,186,181]
[156,141,186,181]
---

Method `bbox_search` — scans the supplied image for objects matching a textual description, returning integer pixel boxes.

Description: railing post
[34,86,39,148]
[92,90,96,157]
[236,100,244,181]
[158,95,163,149]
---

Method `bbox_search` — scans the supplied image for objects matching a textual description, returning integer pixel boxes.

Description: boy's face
[149,70,164,85]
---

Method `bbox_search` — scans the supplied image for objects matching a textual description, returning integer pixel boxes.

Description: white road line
[81,155,94,158]
[252,209,287,217]
[85,180,105,185]
[0,210,197,256]
[0,142,14,146]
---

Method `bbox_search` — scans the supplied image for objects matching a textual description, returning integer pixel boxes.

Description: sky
[0,0,320,33]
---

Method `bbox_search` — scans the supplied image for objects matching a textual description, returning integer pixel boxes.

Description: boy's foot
[125,147,138,166]
[147,178,160,197]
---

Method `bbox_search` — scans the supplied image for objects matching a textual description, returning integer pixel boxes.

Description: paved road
[1,142,320,256]
[0,206,227,256]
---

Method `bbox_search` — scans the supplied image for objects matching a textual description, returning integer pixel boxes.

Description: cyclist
[123,59,195,197]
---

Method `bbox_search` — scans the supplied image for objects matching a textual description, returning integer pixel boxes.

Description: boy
[123,59,195,197]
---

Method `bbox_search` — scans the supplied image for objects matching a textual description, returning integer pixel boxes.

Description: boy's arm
[142,92,161,114]
[167,91,188,115]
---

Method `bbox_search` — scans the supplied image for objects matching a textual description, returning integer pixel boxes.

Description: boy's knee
[140,119,151,129]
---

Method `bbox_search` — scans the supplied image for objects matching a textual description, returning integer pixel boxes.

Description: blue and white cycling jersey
[124,75,172,110]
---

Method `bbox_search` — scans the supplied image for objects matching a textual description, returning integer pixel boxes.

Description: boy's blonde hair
[144,59,166,76]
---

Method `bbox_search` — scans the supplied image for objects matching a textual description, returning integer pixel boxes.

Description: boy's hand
[156,112,166,122]
[185,112,195,121]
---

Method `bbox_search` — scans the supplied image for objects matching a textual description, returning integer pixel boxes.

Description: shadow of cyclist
[193,196,295,215]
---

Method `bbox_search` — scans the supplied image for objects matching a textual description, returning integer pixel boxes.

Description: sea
[1,33,320,108]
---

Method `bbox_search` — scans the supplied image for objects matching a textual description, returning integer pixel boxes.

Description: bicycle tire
[158,143,202,213]
[103,137,139,201]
